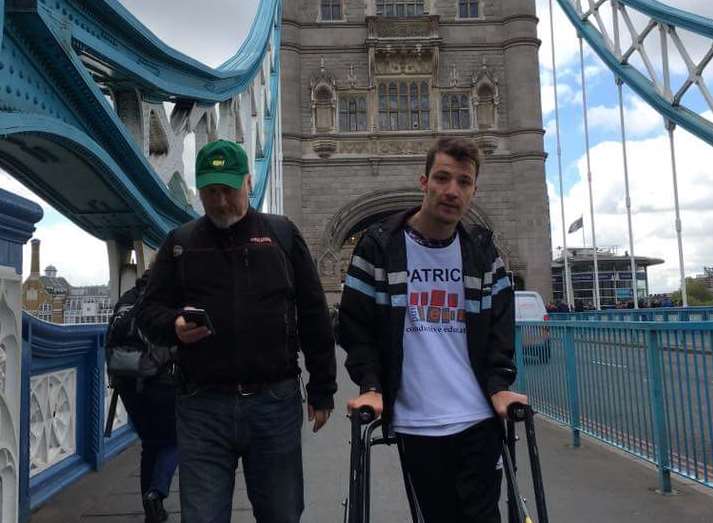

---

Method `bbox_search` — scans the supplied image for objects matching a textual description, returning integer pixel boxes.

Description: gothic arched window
[376,0,425,17]
[378,80,430,130]
[441,94,471,129]
[339,95,368,131]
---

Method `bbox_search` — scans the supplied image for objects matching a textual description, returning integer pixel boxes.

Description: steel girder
[557,0,713,146]
[0,0,282,247]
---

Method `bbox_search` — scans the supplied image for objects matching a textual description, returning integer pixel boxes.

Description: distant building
[693,266,713,292]
[552,247,664,308]
[22,239,112,324]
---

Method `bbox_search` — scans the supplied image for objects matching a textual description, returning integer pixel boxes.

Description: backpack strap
[172,219,200,291]
[261,214,294,260]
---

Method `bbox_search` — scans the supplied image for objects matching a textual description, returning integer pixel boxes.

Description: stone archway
[317,188,517,290]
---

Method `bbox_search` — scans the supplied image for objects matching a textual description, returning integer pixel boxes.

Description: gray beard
[207,213,240,229]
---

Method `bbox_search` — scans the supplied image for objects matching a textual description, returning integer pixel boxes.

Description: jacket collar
[200,206,257,234]
[375,207,494,275]
[377,206,490,245]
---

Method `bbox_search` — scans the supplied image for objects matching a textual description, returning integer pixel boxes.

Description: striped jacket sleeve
[338,233,385,393]
[485,251,517,395]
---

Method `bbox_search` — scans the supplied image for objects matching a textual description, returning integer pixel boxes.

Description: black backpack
[105,282,175,381]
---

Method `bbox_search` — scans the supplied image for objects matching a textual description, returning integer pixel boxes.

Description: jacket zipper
[243,247,250,289]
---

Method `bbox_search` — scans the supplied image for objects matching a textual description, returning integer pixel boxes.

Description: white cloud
[584,64,605,81]
[540,75,580,118]
[586,95,664,138]
[536,0,582,73]
[550,119,713,293]
[544,118,557,137]
[22,222,109,286]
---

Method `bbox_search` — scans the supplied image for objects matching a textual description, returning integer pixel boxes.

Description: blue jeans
[117,379,178,498]
[176,378,304,523]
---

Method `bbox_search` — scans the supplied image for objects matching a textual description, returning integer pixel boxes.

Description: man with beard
[339,137,527,522]
[139,140,337,523]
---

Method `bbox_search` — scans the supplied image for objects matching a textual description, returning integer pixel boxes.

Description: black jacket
[338,208,516,426]
[138,208,337,409]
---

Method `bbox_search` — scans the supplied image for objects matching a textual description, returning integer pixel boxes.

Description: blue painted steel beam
[67,0,280,103]
[556,0,713,147]
[1,0,282,246]
[619,0,713,39]
[0,115,191,247]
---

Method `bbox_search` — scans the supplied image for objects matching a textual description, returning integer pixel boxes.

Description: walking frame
[344,403,549,523]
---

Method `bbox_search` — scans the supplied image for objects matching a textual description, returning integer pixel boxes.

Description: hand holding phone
[175,308,215,344]
[181,308,216,334]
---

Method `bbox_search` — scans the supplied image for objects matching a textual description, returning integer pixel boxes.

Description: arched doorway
[316,188,515,292]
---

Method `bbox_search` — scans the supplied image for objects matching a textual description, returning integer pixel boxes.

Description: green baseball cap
[195,140,249,190]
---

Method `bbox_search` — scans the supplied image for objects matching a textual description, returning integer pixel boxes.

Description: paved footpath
[31,354,713,522]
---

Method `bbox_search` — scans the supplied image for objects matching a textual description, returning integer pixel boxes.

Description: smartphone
[182,308,216,334]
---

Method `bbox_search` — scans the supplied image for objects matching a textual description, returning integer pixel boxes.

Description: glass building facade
[551,247,663,308]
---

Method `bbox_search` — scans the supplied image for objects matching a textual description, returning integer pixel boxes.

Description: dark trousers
[117,379,178,498]
[176,378,304,523]
[397,417,503,523]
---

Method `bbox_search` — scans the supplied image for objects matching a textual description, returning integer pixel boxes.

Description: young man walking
[339,137,527,522]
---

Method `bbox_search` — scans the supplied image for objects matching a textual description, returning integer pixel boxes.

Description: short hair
[425,137,480,178]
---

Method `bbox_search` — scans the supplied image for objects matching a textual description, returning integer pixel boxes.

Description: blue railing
[515,319,713,492]
[20,313,135,519]
[550,307,713,322]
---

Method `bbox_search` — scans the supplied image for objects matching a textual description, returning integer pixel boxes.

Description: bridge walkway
[30,363,713,522]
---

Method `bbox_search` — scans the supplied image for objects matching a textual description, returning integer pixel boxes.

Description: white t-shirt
[392,231,493,436]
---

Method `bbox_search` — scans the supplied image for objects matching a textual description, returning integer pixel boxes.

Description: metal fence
[515,320,713,492]
[21,313,136,517]
[550,307,713,322]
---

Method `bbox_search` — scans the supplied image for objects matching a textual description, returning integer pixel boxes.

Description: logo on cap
[211,157,226,169]
[173,245,184,257]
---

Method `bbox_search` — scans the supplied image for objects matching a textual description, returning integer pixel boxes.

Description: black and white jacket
[338,208,516,427]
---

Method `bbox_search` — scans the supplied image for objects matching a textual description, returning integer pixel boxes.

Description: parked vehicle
[515,291,551,363]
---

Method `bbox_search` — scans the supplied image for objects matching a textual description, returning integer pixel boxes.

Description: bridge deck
[30,365,713,522]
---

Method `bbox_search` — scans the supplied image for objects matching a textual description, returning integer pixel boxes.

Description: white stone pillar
[0,188,43,523]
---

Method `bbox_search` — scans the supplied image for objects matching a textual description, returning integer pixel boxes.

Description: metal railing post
[86,332,106,471]
[646,327,672,493]
[515,327,525,392]
[564,325,581,447]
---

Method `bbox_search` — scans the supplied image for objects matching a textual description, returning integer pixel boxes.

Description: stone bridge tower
[280,0,551,300]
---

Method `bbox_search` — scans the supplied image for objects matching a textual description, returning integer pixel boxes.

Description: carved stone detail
[376,139,432,155]
[346,64,358,89]
[318,249,340,277]
[471,59,501,131]
[449,64,459,87]
[368,16,439,40]
[310,58,338,134]
[474,134,499,155]
[313,138,338,159]
[374,49,434,75]
[338,141,371,155]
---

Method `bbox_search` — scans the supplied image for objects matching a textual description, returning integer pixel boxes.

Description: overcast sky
[3,0,712,295]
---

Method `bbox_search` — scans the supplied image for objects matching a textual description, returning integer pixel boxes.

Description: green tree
[672,278,713,306]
